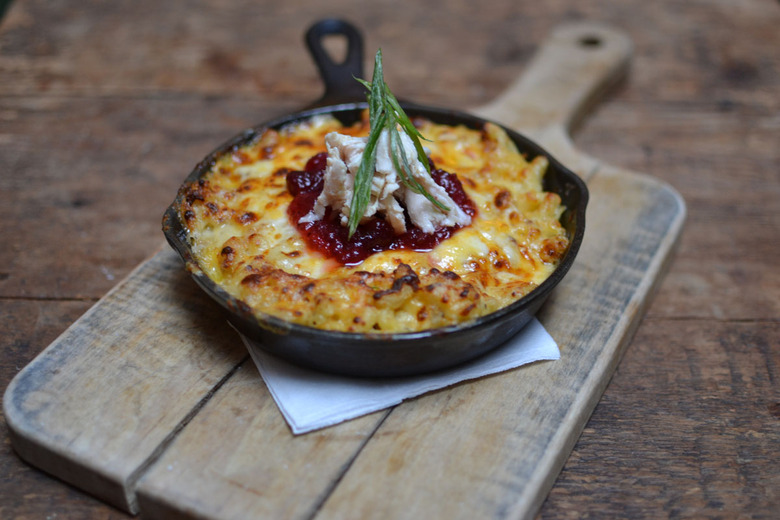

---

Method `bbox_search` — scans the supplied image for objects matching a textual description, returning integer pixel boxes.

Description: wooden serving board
[3,22,685,520]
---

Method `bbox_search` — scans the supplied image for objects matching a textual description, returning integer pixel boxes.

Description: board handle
[474,22,633,136]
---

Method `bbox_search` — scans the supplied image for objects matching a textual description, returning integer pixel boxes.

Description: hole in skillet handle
[578,35,603,48]
[305,19,366,108]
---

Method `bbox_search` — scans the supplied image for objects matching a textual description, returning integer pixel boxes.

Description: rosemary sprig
[347,50,449,238]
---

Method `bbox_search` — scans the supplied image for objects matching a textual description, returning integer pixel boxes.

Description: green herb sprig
[347,50,449,238]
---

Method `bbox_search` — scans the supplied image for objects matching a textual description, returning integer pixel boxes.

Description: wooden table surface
[1,0,777,518]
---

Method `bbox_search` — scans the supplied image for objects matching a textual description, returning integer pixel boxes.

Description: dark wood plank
[0,94,299,299]
[541,318,780,517]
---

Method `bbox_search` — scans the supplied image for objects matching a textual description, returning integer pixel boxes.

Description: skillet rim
[161,101,588,374]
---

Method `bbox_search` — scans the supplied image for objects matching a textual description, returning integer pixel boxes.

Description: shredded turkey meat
[299,130,471,234]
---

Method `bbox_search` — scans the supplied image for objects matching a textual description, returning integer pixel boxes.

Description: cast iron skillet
[162,19,588,378]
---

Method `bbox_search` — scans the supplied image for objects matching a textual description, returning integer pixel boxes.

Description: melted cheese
[176,113,569,333]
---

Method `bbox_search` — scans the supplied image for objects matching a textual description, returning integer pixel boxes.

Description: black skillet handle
[305,19,366,108]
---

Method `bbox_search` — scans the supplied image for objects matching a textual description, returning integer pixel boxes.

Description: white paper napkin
[241,318,559,435]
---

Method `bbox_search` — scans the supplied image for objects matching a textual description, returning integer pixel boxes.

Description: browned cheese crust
[176,113,569,333]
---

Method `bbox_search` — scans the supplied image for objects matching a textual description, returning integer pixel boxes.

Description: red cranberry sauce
[287,152,476,265]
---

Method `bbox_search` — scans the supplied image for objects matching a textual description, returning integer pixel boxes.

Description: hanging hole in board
[579,35,603,48]
[322,34,348,64]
